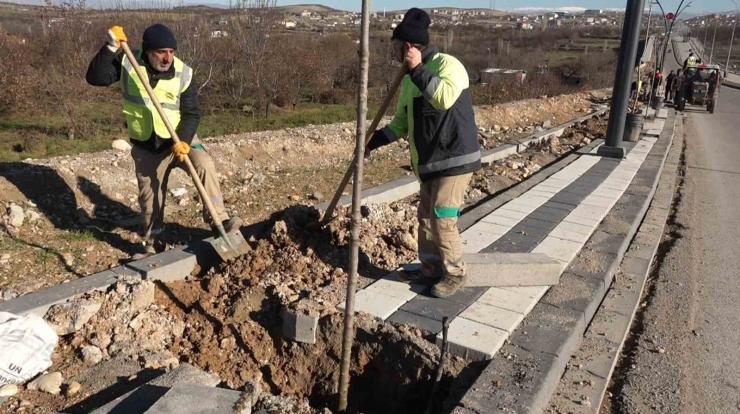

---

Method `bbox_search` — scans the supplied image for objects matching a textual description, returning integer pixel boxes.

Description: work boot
[212,216,243,237]
[130,243,157,261]
[397,268,441,285]
[431,274,466,298]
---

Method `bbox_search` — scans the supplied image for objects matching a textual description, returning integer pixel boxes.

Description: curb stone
[547,108,684,413]
[315,108,608,211]
[446,110,677,414]
[0,115,608,319]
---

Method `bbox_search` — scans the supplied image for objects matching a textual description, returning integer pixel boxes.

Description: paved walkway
[343,112,668,360]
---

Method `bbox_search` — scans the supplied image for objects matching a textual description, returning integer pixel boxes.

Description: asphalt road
[609,42,740,413]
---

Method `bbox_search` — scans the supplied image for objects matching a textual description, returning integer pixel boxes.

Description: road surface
[608,42,740,413]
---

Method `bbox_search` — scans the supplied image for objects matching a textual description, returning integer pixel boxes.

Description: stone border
[0,110,608,319]
[447,110,676,414]
[547,110,683,413]
[315,107,608,211]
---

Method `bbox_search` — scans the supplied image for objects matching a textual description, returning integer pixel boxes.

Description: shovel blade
[209,230,251,261]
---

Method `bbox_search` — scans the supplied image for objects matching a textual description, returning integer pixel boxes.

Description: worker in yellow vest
[86,24,242,259]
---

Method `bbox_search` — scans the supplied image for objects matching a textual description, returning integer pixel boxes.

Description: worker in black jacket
[86,24,241,259]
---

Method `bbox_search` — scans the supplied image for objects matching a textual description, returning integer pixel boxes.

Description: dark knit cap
[392,8,431,46]
[142,24,177,51]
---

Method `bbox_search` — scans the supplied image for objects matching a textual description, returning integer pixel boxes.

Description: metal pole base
[597,145,626,159]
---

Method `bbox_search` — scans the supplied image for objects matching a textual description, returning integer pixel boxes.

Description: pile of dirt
[213,203,419,311]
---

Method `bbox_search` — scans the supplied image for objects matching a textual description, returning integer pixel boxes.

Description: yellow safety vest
[121,50,192,141]
[687,56,698,66]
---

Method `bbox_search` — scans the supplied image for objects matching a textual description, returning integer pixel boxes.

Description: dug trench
[1,113,609,414]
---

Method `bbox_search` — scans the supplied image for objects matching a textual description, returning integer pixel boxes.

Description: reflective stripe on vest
[688,56,697,66]
[121,50,193,141]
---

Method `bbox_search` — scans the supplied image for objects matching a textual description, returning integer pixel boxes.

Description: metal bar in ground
[599,0,647,159]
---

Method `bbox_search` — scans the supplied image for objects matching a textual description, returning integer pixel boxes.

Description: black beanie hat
[142,24,177,52]
[392,8,430,46]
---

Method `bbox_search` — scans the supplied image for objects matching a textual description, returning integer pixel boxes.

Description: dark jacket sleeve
[86,44,122,86]
[175,75,200,145]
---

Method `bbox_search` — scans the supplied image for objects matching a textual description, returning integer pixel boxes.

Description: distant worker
[652,69,662,96]
[86,24,242,259]
[665,70,676,102]
[365,8,481,298]
[684,51,701,70]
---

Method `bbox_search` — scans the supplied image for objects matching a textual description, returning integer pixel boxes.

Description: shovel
[319,64,408,227]
[120,41,250,261]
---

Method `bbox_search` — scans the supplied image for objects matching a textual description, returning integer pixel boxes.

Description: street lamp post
[598,0,646,159]
[726,0,738,76]
[710,16,718,62]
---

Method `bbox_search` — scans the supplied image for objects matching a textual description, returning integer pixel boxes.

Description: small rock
[289,195,301,201]
[129,282,155,313]
[45,300,102,335]
[19,400,32,408]
[66,381,81,397]
[7,204,24,227]
[112,161,119,168]
[2,291,17,301]
[360,205,371,218]
[658,348,666,354]
[170,188,187,198]
[81,345,104,365]
[25,210,41,224]
[310,192,324,201]
[542,119,552,129]
[493,124,502,132]
[549,136,560,152]
[220,336,237,350]
[111,139,132,151]
[62,252,75,267]
[578,399,592,407]
[343,127,352,134]
[0,384,18,397]
[27,372,63,395]
[394,232,417,251]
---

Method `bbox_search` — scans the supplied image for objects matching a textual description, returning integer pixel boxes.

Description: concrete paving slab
[438,317,509,361]
[480,213,521,227]
[532,236,583,264]
[338,289,405,320]
[585,309,632,345]
[364,276,426,301]
[463,253,561,287]
[387,310,442,334]
[488,207,529,221]
[400,295,468,322]
[508,303,586,358]
[499,285,549,300]
[459,301,524,333]
[457,343,563,413]
[477,287,537,314]
[144,384,242,414]
[541,272,605,323]
[470,221,513,236]
[461,229,498,254]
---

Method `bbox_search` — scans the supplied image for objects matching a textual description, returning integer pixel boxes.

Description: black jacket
[86,45,200,153]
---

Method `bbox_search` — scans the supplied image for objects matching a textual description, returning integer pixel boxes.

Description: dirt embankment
[0,89,609,301]
[0,110,610,414]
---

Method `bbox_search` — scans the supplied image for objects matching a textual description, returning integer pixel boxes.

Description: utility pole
[726,1,738,77]
[598,0,646,159]
[710,17,718,63]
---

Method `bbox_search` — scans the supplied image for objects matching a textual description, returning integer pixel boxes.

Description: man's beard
[153,61,172,72]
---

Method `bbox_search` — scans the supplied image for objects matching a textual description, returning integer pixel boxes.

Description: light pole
[726,0,738,76]
[598,0,646,159]
[710,15,718,62]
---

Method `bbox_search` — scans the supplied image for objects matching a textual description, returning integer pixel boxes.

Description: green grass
[1,102,381,163]
[58,230,97,243]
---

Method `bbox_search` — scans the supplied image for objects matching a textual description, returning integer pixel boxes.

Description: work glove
[172,142,191,163]
[365,129,392,158]
[106,26,127,53]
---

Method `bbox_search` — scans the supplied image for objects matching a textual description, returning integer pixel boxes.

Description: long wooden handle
[120,42,223,229]
[319,64,408,226]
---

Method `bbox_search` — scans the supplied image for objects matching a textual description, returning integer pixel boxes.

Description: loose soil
[0,89,609,300]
